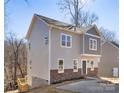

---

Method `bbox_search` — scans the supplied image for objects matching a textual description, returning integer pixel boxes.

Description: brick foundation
[87,68,98,76]
[50,69,82,83]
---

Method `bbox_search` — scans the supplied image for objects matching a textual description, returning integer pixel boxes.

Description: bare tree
[80,12,98,26]
[100,27,117,42]
[58,0,98,28]
[5,32,25,89]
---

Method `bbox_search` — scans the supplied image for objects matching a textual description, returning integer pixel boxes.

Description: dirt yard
[5,78,84,93]
[5,77,119,93]
[27,86,78,93]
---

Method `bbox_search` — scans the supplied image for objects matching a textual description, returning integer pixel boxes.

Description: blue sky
[5,0,118,39]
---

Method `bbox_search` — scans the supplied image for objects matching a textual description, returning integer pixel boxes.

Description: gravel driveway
[57,78,119,93]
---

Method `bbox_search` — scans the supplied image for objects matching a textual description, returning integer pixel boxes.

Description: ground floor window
[58,59,64,73]
[73,59,78,72]
[90,61,94,71]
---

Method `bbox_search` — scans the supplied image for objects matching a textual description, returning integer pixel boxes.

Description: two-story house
[26,14,101,88]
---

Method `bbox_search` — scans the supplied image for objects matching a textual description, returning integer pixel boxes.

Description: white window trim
[81,54,101,57]
[85,33,101,38]
[60,33,72,48]
[89,38,97,51]
[58,58,64,73]
[73,59,78,72]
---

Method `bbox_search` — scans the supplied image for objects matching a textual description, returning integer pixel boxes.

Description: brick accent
[87,68,98,76]
[50,69,82,83]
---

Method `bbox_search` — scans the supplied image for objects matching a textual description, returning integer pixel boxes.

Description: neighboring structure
[26,14,101,88]
[98,41,119,77]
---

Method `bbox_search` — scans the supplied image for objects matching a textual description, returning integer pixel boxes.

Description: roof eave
[25,14,37,40]
[48,24,83,34]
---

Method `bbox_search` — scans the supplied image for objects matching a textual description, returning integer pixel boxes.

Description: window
[58,59,64,73]
[61,33,72,48]
[73,59,78,72]
[90,61,94,71]
[89,38,97,50]
[44,33,48,45]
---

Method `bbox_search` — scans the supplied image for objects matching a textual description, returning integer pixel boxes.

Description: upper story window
[73,59,78,72]
[61,33,72,48]
[89,38,97,50]
[58,59,64,73]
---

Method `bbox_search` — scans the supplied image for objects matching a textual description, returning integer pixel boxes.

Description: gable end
[85,25,101,37]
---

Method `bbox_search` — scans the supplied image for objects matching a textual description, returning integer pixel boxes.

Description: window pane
[62,41,66,46]
[67,36,70,42]
[73,60,78,72]
[74,66,77,69]
[62,35,66,41]
[90,40,93,49]
[89,39,97,50]
[59,60,63,65]
[93,40,97,50]
[67,41,70,47]
[58,60,64,71]
[61,34,66,46]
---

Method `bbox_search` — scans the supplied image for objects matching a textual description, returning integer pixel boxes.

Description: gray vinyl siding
[98,42,119,77]
[28,18,49,80]
[86,27,100,36]
[80,34,84,54]
[84,34,101,55]
[50,28,82,70]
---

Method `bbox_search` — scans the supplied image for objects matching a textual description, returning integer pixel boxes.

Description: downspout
[48,27,52,85]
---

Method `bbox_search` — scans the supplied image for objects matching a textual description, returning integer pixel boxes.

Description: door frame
[81,59,87,75]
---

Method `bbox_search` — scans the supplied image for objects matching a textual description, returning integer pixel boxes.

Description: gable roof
[36,14,85,32]
[102,41,119,49]
[111,41,119,48]
[36,14,73,28]
[26,14,101,39]
[84,25,101,36]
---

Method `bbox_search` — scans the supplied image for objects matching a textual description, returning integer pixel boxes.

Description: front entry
[82,60,87,75]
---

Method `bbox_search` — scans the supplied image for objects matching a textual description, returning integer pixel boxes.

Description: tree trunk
[13,58,17,89]
[17,62,24,78]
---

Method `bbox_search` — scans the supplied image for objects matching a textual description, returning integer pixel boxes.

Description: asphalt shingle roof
[35,14,86,32]
[111,41,119,48]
